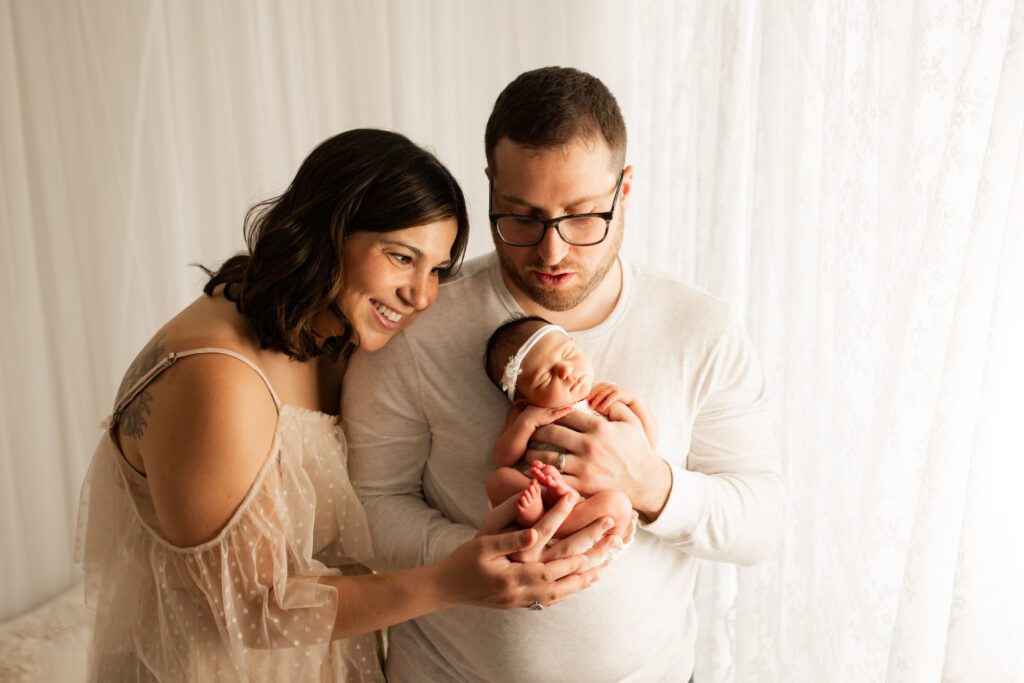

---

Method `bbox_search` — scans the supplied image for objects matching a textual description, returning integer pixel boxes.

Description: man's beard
[495,225,622,312]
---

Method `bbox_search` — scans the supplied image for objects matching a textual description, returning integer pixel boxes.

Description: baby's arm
[586,383,659,448]
[492,403,574,467]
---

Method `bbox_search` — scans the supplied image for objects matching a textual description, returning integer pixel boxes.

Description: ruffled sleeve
[75,406,383,682]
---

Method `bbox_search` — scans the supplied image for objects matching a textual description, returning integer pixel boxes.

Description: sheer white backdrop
[2,1,1022,680]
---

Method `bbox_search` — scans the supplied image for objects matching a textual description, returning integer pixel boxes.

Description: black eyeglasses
[488,170,625,247]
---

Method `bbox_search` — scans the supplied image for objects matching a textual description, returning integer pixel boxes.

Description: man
[343,66,785,682]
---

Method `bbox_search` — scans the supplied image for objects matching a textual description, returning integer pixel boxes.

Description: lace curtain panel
[2,1,1021,680]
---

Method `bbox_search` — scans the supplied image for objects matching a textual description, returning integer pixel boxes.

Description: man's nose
[535,224,570,267]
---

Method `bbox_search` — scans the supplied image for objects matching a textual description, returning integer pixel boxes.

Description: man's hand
[528,403,672,521]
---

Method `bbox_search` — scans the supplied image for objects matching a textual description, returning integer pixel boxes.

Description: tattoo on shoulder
[115,334,167,440]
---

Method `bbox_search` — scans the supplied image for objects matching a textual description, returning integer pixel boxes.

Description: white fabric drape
[2,1,1021,680]
[639,4,1024,680]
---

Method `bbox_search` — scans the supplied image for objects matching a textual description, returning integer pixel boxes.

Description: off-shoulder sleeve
[75,407,384,682]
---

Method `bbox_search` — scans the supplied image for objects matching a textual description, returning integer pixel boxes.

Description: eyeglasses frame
[488,169,626,247]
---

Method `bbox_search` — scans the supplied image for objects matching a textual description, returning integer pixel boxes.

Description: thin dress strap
[112,347,282,423]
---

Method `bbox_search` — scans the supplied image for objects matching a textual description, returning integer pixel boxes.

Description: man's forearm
[632,456,673,522]
[641,465,786,565]
[359,492,476,571]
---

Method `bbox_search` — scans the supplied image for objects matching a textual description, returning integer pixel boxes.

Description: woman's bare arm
[321,492,617,639]
[131,355,613,642]
[131,354,279,547]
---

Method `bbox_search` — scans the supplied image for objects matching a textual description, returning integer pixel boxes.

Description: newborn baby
[483,315,657,539]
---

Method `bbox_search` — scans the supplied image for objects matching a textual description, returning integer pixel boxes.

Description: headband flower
[499,324,570,401]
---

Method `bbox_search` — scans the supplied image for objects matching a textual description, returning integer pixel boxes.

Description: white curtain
[643,3,1024,680]
[2,1,1021,680]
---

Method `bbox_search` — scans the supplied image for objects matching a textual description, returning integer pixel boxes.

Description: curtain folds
[2,1,1021,679]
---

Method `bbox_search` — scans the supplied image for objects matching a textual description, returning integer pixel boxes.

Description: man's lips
[532,271,573,287]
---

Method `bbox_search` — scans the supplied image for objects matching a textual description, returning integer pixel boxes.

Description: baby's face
[516,332,594,408]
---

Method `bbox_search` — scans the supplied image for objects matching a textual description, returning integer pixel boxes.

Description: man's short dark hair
[484,66,626,175]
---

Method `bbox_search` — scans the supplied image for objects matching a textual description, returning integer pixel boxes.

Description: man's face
[488,137,632,312]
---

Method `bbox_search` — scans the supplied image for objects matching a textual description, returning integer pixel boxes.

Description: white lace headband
[499,324,570,401]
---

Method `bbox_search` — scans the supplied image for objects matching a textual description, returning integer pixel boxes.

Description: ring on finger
[527,601,544,611]
[555,453,567,472]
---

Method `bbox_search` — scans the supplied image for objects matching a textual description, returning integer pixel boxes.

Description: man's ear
[619,165,635,213]
[484,166,493,181]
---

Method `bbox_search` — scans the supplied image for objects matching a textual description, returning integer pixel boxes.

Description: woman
[75,129,615,682]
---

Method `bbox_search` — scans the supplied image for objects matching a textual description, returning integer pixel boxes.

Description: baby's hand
[520,404,574,428]
[586,382,636,414]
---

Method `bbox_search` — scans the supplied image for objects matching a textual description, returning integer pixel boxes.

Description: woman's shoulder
[160,292,260,354]
[113,296,283,547]
[113,293,282,471]
[115,294,265,400]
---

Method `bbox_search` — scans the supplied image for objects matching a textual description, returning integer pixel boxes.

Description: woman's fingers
[622,510,639,545]
[539,516,614,561]
[511,492,577,562]
[519,560,605,608]
[577,534,621,571]
[529,492,577,541]
[477,527,537,559]
[477,493,521,535]
[529,554,587,581]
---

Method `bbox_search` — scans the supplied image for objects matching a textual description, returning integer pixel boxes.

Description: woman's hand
[480,484,622,565]
[319,493,625,638]
[433,493,620,610]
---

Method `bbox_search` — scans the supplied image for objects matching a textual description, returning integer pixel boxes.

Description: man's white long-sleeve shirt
[343,253,785,682]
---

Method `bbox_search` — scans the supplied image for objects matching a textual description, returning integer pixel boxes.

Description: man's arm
[343,332,475,571]
[646,316,786,566]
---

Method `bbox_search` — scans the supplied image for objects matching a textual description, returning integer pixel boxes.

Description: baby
[483,315,657,539]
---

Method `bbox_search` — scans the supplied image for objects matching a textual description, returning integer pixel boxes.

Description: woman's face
[338,219,458,352]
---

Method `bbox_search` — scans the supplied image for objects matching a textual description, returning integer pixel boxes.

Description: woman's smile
[371,299,405,326]
[340,219,458,351]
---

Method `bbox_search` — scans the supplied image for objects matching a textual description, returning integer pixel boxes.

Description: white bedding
[0,582,93,683]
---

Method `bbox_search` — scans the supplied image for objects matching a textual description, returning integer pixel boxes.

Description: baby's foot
[516,479,545,528]
[530,462,580,506]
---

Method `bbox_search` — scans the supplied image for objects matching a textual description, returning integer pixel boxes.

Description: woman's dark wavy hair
[202,129,469,361]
